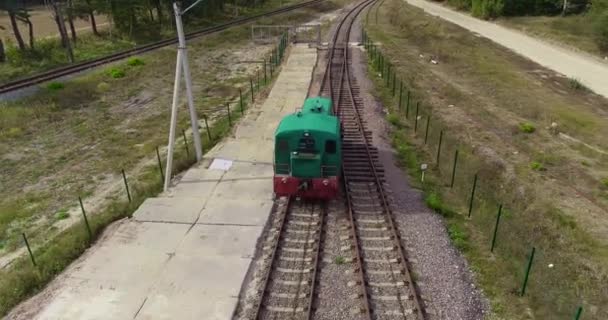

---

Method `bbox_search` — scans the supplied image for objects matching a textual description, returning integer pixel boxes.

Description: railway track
[0,0,325,95]
[319,0,426,319]
[250,197,326,319]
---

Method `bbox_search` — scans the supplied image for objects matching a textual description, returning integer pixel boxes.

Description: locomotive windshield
[297,135,316,154]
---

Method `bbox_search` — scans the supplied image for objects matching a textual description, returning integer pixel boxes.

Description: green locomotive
[273,97,341,200]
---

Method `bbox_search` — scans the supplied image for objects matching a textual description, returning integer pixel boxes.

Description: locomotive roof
[275,111,339,136]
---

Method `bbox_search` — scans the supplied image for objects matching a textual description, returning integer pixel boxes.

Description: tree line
[441,0,608,52]
[0,0,256,63]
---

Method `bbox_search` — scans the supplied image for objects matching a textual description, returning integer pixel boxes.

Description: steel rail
[322,0,426,318]
[0,0,325,95]
[251,198,325,320]
[318,0,377,318]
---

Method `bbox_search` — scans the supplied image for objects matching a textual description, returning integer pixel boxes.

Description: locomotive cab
[273,97,341,200]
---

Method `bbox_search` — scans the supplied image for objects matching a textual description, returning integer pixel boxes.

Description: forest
[0,0,248,65]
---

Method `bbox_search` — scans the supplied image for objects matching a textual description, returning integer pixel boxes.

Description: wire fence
[362,29,607,320]
[0,31,290,316]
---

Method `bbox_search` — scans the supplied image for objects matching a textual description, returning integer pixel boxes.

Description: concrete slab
[198,199,273,226]
[133,197,205,223]
[211,177,273,201]
[206,137,275,163]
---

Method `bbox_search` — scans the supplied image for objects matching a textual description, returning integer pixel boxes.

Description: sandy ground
[403,0,608,99]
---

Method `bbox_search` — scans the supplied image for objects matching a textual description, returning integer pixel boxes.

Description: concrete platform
[7,44,318,320]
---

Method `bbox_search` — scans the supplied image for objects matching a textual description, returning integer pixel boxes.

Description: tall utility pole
[164,0,205,191]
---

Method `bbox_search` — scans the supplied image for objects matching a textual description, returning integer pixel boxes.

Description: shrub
[448,0,472,10]
[530,161,546,171]
[448,224,469,250]
[96,82,111,93]
[425,192,455,217]
[335,256,345,265]
[387,114,401,127]
[107,68,126,79]
[127,57,145,67]
[46,82,65,91]
[592,10,608,53]
[602,178,608,188]
[4,127,23,138]
[519,122,536,133]
[569,78,588,91]
[55,210,70,220]
[472,0,504,19]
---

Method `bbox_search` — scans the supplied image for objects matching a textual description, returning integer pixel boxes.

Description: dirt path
[403,0,608,99]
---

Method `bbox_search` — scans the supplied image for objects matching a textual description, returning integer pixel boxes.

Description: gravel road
[403,0,608,99]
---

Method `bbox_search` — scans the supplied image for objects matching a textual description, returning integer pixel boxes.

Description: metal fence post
[250,78,255,102]
[414,102,420,133]
[573,306,583,320]
[468,174,478,217]
[226,103,232,126]
[264,60,267,84]
[79,196,92,242]
[156,146,165,184]
[398,82,403,110]
[392,72,396,96]
[424,115,431,144]
[257,70,260,90]
[121,169,132,203]
[436,130,444,165]
[203,115,212,141]
[520,247,536,296]
[450,149,459,188]
[490,204,503,252]
[22,233,36,267]
[239,88,244,114]
[406,91,411,119]
[182,129,190,158]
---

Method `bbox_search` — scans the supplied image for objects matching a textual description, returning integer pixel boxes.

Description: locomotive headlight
[282,178,288,183]
[322,179,329,186]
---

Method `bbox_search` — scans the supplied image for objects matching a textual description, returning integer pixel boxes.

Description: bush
[387,114,401,127]
[448,0,472,10]
[107,68,126,79]
[425,192,455,217]
[96,82,111,93]
[55,210,70,220]
[531,161,546,171]
[569,78,588,91]
[46,82,65,91]
[127,57,145,67]
[602,178,608,188]
[519,122,536,133]
[592,11,608,53]
[472,0,504,19]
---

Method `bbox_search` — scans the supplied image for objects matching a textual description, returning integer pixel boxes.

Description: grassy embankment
[364,1,608,319]
[0,0,306,84]
[0,0,340,315]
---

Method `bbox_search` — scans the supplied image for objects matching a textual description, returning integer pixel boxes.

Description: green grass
[126,57,145,67]
[54,210,70,220]
[46,82,65,91]
[602,178,608,188]
[364,2,608,318]
[519,122,536,133]
[530,161,546,171]
[334,256,346,265]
